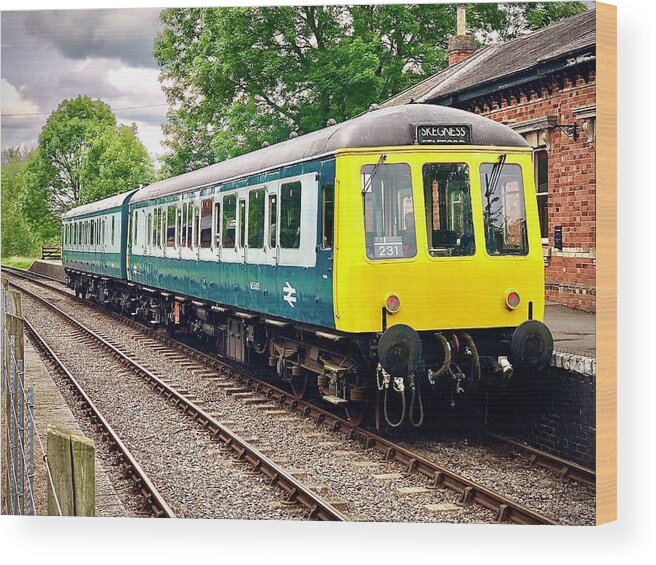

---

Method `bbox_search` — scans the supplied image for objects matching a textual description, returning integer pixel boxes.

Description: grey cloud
[24,8,163,68]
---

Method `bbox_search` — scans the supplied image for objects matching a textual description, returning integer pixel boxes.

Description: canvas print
[1,2,613,525]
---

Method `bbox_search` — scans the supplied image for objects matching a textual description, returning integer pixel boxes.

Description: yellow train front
[327,107,553,427]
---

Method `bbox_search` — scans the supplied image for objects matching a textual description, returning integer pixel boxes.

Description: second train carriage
[63,104,554,427]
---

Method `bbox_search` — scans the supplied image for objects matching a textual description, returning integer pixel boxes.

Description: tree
[154,3,586,175]
[1,148,39,257]
[23,96,153,239]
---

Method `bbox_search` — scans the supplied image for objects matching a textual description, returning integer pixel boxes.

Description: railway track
[3,265,594,523]
[23,317,175,518]
[5,270,346,521]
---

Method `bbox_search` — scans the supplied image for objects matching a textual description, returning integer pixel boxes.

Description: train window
[166,206,176,247]
[194,205,200,248]
[268,194,277,249]
[177,208,183,247]
[200,198,212,248]
[132,211,138,247]
[238,199,246,248]
[90,220,95,246]
[213,202,221,248]
[280,181,301,249]
[361,163,416,260]
[111,216,115,246]
[222,195,236,248]
[248,189,265,249]
[480,162,528,256]
[321,184,334,249]
[147,213,153,247]
[422,163,475,257]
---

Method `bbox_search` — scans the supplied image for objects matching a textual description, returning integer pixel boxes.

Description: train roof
[131,104,527,204]
[62,189,137,219]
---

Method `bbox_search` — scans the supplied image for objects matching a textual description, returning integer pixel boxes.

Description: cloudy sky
[1,8,167,159]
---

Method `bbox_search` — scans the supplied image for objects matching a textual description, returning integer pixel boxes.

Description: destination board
[416,124,471,145]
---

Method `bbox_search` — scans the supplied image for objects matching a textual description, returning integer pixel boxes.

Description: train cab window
[166,206,176,247]
[480,162,528,256]
[238,199,246,248]
[361,163,416,259]
[268,194,277,249]
[200,198,212,248]
[280,181,301,249]
[222,195,236,248]
[422,163,474,257]
[248,189,265,249]
[321,184,334,249]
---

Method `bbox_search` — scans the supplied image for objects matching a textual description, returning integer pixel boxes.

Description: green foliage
[154,3,586,174]
[23,95,153,240]
[1,149,40,258]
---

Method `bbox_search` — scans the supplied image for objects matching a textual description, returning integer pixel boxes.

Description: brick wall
[486,368,596,469]
[459,71,597,311]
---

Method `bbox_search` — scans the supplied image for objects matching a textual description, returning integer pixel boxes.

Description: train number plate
[373,236,403,258]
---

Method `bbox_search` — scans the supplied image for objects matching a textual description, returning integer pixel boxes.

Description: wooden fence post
[6,313,25,514]
[47,427,95,516]
[8,289,22,318]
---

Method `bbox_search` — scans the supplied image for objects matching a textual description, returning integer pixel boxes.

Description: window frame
[361,161,417,261]
[479,161,530,257]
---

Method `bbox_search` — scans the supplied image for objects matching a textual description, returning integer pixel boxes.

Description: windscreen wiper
[361,153,387,195]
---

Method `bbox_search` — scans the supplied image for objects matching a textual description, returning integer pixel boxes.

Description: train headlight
[385,294,401,314]
[505,290,521,310]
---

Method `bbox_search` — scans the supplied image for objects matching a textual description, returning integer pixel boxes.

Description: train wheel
[345,401,368,427]
[291,375,307,400]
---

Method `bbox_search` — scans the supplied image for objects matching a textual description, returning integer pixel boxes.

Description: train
[61,104,553,428]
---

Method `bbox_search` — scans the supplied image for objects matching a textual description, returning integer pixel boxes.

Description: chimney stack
[447,5,476,67]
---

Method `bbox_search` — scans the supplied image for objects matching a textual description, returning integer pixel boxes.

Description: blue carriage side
[62,190,136,281]
[127,158,337,329]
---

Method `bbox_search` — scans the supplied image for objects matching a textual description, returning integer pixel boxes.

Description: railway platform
[545,302,595,377]
[27,259,66,283]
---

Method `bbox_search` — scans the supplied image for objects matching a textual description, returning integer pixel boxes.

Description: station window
[422,163,475,257]
[222,195,236,248]
[238,199,246,248]
[268,193,278,249]
[200,198,212,248]
[280,181,302,249]
[213,202,221,248]
[534,150,549,242]
[248,189,265,249]
[321,184,334,250]
[166,206,176,247]
[480,162,528,256]
[361,163,416,260]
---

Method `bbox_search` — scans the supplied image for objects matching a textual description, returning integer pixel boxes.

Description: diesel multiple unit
[62,104,553,428]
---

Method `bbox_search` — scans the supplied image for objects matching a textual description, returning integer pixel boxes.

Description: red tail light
[386,294,401,314]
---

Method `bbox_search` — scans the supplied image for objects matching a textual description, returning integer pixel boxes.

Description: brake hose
[460,332,481,381]
[408,373,424,428]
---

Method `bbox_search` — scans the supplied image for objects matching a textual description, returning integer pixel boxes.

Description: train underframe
[67,270,553,429]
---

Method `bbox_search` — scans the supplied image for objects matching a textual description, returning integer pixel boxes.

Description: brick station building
[382,8,597,311]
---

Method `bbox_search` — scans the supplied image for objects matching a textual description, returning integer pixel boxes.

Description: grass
[1,256,37,270]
